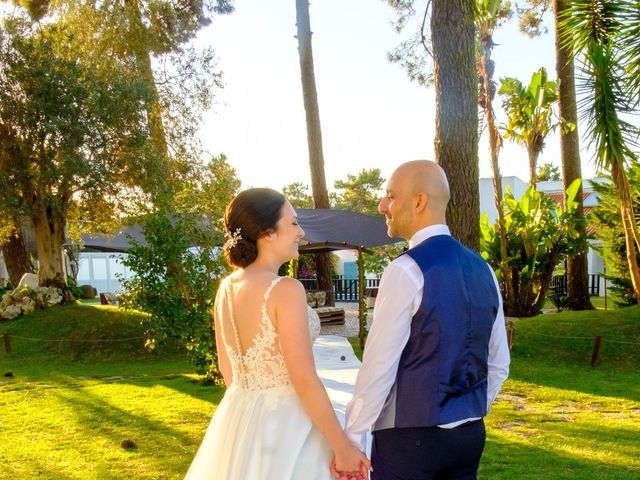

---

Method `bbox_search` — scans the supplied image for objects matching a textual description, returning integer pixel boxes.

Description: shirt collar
[408,224,451,249]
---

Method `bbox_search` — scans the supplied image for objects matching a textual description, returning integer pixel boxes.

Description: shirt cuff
[346,430,365,451]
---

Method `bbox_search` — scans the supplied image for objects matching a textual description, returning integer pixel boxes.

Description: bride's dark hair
[223,188,286,268]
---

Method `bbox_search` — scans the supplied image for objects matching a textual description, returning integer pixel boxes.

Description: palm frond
[618,1,640,105]
[558,0,625,56]
[576,41,638,171]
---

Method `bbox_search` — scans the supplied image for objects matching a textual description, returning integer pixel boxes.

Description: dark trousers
[371,419,486,480]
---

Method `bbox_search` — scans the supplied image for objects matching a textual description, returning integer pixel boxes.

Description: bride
[185,188,370,479]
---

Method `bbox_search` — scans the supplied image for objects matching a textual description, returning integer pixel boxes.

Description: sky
[197,0,598,192]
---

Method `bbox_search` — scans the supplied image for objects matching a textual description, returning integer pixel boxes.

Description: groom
[343,160,510,480]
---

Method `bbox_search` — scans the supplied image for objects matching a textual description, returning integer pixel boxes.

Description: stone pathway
[320,302,372,337]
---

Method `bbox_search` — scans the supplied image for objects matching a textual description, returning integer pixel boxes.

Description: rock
[21,304,35,315]
[0,280,64,319]
[79,284,97,299]
[1,304,22,320]
[121,439,137,450]
[43,288,63,307]
[16,273,39,291]
[21,297,36,314]
[12,289,25,301]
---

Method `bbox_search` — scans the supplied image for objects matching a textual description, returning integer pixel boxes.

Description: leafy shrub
[0,283,12,297]
[547,292,578,313]
[480,180,588,316]
[591,165,639,307]
[66,276,83,300]
[120,212,230,383]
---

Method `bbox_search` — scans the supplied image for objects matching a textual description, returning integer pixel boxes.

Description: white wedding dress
[184,277,332,480]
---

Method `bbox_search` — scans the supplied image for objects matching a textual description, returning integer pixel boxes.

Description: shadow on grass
[482,428,640,480]
[53,386,203,478]
[55,386,195,442]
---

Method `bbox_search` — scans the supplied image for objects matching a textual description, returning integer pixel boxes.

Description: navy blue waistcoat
[374,234,499,430]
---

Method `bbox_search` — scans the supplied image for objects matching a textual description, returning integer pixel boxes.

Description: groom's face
[378,171,414,240]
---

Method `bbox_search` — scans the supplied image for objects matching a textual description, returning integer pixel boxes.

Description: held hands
[330,445,371,480]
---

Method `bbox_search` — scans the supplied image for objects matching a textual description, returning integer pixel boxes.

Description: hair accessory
[224,228,242,249]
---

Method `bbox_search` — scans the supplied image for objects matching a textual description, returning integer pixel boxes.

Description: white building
[333,176,607,296]
[74,252,132,295]
[479,176,607,295]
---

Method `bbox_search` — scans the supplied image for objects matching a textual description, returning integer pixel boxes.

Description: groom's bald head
[379,160,450,240]
[398,160,450,211]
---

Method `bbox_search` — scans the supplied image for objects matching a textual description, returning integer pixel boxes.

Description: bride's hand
[330,445,371,480]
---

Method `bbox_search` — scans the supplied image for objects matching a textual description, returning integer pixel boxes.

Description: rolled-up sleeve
[344,258,420,449]
[486,266,510,410]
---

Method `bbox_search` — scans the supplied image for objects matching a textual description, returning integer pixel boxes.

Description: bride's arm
[274,278,370,476]
[213,285,232,386]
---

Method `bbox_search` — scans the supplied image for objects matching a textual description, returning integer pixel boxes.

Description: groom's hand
[330,457,370,480]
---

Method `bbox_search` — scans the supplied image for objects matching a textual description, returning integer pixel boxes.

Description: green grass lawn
[543,295,622,312]
[2,303,639,479]
[481,307,640,479]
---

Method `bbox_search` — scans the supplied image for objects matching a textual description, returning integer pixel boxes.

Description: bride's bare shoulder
[269,277,306,307]
[273,276,305,295]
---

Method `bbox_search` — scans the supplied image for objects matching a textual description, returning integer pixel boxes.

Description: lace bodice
[221,277,320,391]
[307,306,321,343]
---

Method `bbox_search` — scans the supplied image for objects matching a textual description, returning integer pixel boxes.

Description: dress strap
[261,277,285,329]
[264,276,286,301]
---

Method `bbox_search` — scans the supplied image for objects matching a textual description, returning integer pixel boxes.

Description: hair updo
[223,188,286,268]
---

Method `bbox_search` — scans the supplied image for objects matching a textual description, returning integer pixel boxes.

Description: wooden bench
[314,306,345,326]
[99,292,120,306]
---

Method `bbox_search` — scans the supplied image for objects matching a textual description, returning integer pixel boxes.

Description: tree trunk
[477,43,511,302]
[528,146,538,189]
[431,0,480,251]
[1,226,34,287]
[554,0,593,309]
[612,163,640,302]
[32,207,73,303]
[295,0,334,305]
[126,0,171,194]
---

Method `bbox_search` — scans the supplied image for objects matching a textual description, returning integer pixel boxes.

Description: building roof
[542,191,598,235]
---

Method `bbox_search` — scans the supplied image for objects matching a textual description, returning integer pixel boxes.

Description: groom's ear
[414,192,428,214]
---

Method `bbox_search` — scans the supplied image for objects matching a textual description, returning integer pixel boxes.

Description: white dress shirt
[344,224,510,450]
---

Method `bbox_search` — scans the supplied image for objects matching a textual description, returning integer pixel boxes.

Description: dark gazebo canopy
[296,208,398,253]
[73,209,398,253]
[71,208,397,351]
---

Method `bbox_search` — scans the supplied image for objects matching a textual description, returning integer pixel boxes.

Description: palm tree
[475,0,512,298]
[499,67,562,189]
[554,0,593,310]
[517,0,593,309]
[560,0,640,302]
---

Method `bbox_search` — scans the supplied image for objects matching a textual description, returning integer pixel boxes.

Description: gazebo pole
[357,248,366,351]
